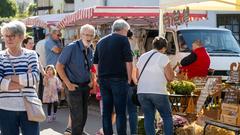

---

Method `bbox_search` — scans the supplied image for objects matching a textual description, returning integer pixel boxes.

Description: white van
[144,27,240,80]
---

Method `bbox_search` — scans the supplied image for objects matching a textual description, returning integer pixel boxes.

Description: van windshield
[177,30,240,53]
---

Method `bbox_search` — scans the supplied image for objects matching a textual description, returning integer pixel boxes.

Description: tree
[26,3,37,16]
[0,0,17,17]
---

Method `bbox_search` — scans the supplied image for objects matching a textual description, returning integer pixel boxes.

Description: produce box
[203,108,221,120]
[221,103,239,116]
[220,114,240,126]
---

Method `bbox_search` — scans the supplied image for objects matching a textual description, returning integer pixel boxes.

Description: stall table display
[204,119,240,135]
[169,94,198,113]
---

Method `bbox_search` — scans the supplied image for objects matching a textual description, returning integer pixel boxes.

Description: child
[42,65,63,122]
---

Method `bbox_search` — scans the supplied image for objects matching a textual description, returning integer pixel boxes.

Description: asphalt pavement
[40,96,102,135]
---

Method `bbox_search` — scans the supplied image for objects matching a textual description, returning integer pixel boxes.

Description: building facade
[35,0,74,15]
[74,0,159,10]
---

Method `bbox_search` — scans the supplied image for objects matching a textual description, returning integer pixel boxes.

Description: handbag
[131,51,157,106]
[7,53,46,122]
[23,96,46,122]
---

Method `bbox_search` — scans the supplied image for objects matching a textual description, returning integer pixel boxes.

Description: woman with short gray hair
[0,21,40,135]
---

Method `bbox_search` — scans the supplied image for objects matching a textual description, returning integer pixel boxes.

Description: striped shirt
[0,48,40,111]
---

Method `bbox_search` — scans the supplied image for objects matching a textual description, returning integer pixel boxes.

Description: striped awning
[22,13,69,28]
[57,6,208,29]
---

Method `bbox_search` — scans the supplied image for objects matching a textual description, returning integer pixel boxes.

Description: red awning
[57,6,208,29]
[22,13,69,28]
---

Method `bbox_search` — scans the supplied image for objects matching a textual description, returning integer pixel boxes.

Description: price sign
[223,86,239,104]
[196,77,222,112]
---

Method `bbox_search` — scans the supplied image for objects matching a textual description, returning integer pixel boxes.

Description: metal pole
[159,8,165,37]
[159,0,165,36]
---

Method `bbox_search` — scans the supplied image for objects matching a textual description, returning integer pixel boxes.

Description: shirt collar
[77,40,85,51]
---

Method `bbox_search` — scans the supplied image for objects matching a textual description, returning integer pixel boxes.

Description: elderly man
[45,27,63,66]
[56,24,95,135]
[94,19,133,135]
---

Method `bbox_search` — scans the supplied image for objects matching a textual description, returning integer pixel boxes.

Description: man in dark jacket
[94,19,133,135]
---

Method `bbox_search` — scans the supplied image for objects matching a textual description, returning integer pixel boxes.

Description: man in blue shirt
[56,24,95,135]
[94,19,133,135]
[45,27,63,66]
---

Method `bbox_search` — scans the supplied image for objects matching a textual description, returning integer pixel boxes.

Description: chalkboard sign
[229,63,240,82]
[196,76,222,112]
[223,86,239,104]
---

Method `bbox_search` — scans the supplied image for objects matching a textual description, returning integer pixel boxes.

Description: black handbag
[131,51,157,106]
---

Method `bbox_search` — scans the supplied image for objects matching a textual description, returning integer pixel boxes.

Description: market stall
[56,6,208,54]
[158,0,240,35]
[57,6,207,30]
[22,13,69,28]
[155,2,240,134]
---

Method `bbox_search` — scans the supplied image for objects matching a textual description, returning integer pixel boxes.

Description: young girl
[43,65,63,122]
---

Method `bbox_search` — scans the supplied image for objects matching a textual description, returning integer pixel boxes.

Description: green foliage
[0,0,17,17]
[0,17,13,26]
[26,3,37,16]
[170,80,196,95]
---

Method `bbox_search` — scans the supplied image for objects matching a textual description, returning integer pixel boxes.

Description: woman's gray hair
[1,21,26,36]
[112,19,130,32]
[80,24,96,36]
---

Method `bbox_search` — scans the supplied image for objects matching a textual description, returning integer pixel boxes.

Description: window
[165,32,176,54]
[178,29,240,53]
[217,14,240,44]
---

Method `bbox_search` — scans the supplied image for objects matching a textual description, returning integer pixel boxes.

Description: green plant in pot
[170,80,196,95]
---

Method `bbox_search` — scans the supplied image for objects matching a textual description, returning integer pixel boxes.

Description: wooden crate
[220,114,240,126]
[203,108,221,120]
[221,103,239,116]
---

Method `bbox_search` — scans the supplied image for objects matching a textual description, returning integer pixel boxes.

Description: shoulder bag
[132,51,157,106]
[7,54,46,122]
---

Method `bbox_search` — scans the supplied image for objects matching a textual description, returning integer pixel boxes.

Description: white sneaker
[52,114,56,121]
[47,116,52,123]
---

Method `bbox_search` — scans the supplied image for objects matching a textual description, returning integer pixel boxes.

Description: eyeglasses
[3,34,16,39]
[83,33,94,37]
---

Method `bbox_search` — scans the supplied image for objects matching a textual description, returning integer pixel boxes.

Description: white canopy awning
[159,0,240,11]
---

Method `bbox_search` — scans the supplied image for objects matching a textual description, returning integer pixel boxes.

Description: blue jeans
[0,109,39,135]
[127,87,138,135]
[138,94,173,135]
[99,78,128,135]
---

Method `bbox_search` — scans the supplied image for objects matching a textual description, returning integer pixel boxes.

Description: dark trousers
[38,73,44,101]
[0,109,39,135]
[66,85,90,135]
[47,102,58,116]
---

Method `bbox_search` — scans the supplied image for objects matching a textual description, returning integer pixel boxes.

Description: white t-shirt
[136,49,169,95]
[35,39,46,67]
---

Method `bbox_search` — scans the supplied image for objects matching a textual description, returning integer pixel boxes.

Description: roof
[57,6,208,29]
[177,27,231,31]
[159,0,240,11]
[22,13,69,28]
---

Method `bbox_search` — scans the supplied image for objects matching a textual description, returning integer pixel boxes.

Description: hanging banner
[163,7,190,27]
